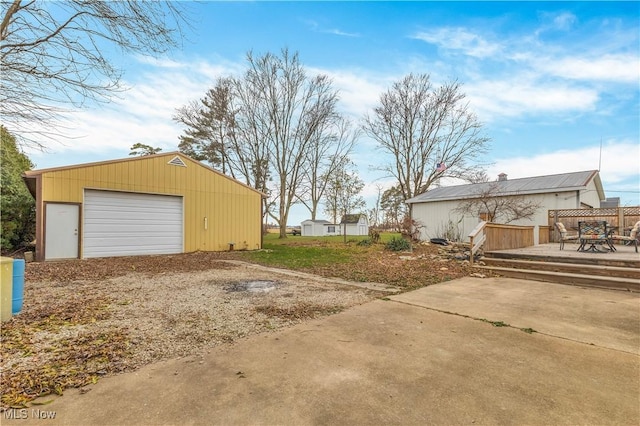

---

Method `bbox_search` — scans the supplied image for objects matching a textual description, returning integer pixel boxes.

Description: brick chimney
[498,173,507,182]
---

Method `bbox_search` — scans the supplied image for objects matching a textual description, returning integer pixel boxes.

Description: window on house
[327,226,335,233]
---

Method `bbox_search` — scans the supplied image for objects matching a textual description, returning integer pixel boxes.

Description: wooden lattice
[547,206,640,242]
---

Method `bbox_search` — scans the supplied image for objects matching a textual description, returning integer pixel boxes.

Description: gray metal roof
[301,219,332,224]
[406,170,602,204]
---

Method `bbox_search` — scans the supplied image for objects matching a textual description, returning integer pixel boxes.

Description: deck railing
[484,223,535,251]
[468,221,486,266]
[538,225,550,244]
[468,222,538,263]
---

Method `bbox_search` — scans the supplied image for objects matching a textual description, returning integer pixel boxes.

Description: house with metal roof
[405,170,605,244]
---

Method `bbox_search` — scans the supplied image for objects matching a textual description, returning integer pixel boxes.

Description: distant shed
[301,219,340,236]
[22,152,264,261]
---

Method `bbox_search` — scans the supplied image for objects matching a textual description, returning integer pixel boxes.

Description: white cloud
[486,140,640,205]
[533,54,640,83]
[304,19,360,38]
[308,67,390,117]
[551,12,578,31]
[467,78,599,121]
[412,28,502,58]
[23,58,242,156]
[535,11,578,35]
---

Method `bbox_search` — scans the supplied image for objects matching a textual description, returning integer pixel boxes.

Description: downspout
[576,190,580,209]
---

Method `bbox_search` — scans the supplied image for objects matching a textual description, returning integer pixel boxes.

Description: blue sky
[26,1,640,224]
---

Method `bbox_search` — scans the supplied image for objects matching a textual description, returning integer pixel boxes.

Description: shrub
[357,238,372,246]
[385,236,411,252]
[400,216,424,242]
[368,228,381,243]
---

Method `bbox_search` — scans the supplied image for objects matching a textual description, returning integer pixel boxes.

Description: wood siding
[34,154,262,257]
[484,223,534,251]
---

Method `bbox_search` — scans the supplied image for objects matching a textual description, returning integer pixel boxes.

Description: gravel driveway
[99,262,383,365]
[2,257,386,407]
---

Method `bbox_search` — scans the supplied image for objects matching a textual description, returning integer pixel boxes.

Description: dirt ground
[1,255,383,407]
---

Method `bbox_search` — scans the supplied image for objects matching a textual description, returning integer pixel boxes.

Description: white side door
[45,203,79,260]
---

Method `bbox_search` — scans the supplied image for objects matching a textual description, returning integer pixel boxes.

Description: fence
[548,207,640,242]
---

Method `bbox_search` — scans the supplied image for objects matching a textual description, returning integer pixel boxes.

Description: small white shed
[340,214,369,236]
[301,220,340,236]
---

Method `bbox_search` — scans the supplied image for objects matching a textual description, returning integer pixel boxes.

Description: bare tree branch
[361,73,490,213]
[1,0,191,148]
[454,182,541,224]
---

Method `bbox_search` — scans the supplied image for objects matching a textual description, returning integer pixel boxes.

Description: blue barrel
[12,259,25,314]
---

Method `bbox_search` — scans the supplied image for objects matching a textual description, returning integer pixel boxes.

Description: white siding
[83,190,183,258]
[411,190,588,244]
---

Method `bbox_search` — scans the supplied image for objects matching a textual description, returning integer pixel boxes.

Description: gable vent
[168,156,186,167]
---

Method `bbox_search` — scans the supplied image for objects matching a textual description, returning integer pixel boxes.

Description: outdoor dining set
[555,220,640,253]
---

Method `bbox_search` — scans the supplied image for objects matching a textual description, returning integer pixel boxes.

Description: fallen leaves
[25,251,235,283]
[3,245,474,409]
[1,296,129,408]
[255,302,343,321]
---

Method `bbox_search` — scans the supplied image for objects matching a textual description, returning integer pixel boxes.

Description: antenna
[598,138,602,171]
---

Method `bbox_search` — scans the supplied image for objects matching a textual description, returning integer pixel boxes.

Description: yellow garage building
[22,152,264,261]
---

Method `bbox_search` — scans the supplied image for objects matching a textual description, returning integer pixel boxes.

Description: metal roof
[340,214,366,224]
[406,170,603,204]
[301,219,332,224]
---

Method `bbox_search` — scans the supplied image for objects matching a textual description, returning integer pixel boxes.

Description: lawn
[243,233,401,269]
[237,232,471,289]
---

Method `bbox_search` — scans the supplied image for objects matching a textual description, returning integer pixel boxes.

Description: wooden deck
[486,242,639,267]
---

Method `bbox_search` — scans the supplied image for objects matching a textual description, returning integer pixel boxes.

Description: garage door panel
[83,190,183,258]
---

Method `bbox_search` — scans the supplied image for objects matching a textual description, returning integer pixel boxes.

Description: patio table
[577,220,616,253]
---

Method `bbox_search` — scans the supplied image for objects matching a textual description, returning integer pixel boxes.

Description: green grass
[241,232,401,269]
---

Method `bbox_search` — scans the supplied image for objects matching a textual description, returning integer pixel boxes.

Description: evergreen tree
[1,126,35,250]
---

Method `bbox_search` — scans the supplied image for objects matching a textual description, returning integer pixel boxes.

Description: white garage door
[83,190,183,258]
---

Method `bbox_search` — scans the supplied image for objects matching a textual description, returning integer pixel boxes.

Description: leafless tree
[174,76,273,220]
[175,49,345,237]
[1,0,190,148]
[241,49,342,238]
[379,185,407,232]
[297,117,357,220]
[361,73,490,215]
[323,157,366,242]
[368,183,384,227]
[454,183,541,224]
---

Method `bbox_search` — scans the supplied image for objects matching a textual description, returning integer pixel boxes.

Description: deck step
[476,266,640,292]
[481,258,640,280]
[484,251,640,269]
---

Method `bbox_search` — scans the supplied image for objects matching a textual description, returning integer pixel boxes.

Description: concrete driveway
[7,277,639,425]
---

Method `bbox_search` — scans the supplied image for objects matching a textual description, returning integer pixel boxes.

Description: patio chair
[555,222,579,250]
[610,220,640,253]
